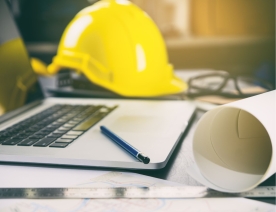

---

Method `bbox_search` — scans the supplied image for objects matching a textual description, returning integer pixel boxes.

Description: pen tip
[138,153,150,164]
[143,157,150,164]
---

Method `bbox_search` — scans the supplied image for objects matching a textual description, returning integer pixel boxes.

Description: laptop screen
[0,0,44,116]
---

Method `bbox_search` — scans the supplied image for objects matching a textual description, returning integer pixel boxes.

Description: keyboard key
[59,117,71,122]
[56,119,67,124]
[54,130,67,134]
[34,131,50,136]
[63,123,76,128]
[47,133,63,138]
[75,115,87,120]
[13,134,29,139]
[58,127,70,132]
[99,107,110,113]
[9,127,22,133]
[67,131,84,136]
[61,135,78,139]
[1,131,13,136]
[18,139,39,146]
[2,139,22,145]
[59,126,73,130]
[73,113,107,131]
[55,139,73,143]
[68,121,79,125]
[29,135,45,139]
[25,128,39,132]
[19,132,33,136]
[31,125,43,130]
[39,129,52,134]
[49,123,63,128]
[0,134,10,139]
[33,138,56,147]
[73,118,83,122]
[45,126,58,131]
[0,138,8,144]
[49,142,69,148]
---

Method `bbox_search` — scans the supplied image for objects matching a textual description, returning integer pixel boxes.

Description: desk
[1,73,274,211]
[36,71,275,204]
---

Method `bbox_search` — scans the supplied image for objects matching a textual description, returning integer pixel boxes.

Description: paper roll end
[193,106,272,192]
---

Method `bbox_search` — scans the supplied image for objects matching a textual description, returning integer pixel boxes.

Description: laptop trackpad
[109,116,170,134]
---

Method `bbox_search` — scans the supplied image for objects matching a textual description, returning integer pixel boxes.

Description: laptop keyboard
[0,104,116,148]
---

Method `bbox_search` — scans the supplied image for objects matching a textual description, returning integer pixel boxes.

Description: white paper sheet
[1,198,274,212]
[0,165,106,188]
[189,91,275,192]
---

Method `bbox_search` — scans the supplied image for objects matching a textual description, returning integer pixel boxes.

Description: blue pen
[100,126,150,164]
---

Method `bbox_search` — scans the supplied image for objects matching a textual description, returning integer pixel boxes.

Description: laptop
[0,0,196,170]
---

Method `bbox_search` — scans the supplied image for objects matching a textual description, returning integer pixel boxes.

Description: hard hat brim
[49,56,187,97]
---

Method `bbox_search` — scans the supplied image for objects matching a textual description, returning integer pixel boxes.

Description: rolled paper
[189,91,275,192]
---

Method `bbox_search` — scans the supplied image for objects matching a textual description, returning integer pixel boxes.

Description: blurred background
[9,0,275,81]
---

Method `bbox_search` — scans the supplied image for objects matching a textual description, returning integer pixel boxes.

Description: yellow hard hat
[48,0,187,97]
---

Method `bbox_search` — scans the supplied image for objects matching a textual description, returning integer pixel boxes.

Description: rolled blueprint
[188,91,275,192]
